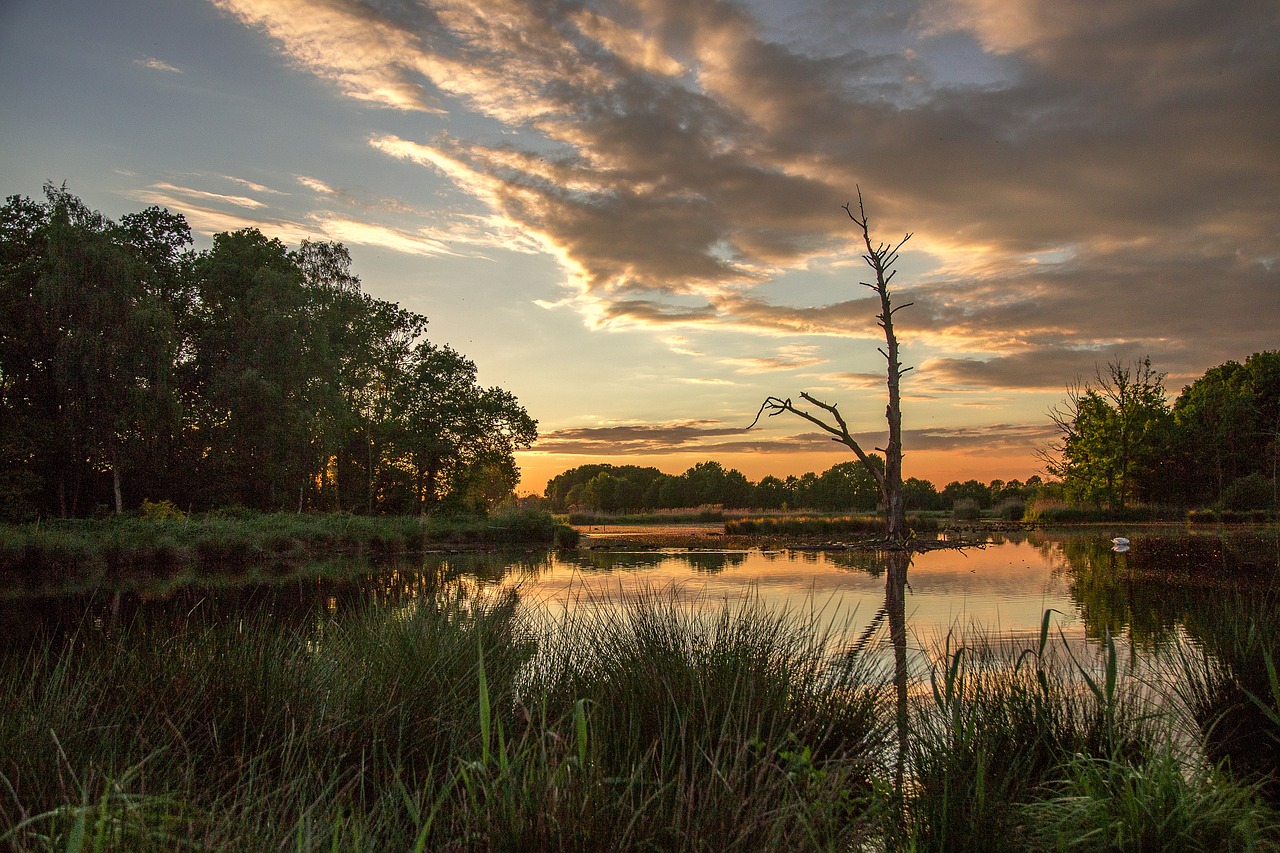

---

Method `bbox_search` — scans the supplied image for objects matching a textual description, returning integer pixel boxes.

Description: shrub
[140,499,186,521]
[951,499,982,521]
[1221,473,1275,512]
[996,497,1025,521]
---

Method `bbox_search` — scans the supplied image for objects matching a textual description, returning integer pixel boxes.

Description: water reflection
[4,528,1277,664]
[1030,528,1280,648]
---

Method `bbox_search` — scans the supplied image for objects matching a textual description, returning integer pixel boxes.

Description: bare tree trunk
[751,190,913,545]
[854,196,911,542]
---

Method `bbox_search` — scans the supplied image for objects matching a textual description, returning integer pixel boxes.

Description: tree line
[0,185,536,521]
[548,352,1279,518]
[1042,353,1280,511]
[543,459,1042,516]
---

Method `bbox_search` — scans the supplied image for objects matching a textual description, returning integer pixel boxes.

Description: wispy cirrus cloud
[130,182,319,242]
[718,345,828,373]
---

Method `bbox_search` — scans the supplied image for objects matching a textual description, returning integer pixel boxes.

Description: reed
[4,593,1279,850]
[0,586,891,850]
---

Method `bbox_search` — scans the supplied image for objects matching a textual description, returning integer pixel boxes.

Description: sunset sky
[2,0,1277,495]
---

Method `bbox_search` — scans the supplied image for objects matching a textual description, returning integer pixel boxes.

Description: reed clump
[0,587,891,851]
[3,593,1279,850]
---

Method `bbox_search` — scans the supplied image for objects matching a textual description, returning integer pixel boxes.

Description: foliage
[1170,351,1280,509]
[0,186,536,519]
[0,589,891,851]
[546,461,1051,521]
[5,583,1280,849]
[1039,351,1280,512]
[1040,357,1174,510]
[138,499,185,521]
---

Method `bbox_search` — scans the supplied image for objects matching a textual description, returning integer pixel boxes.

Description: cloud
[129,183,319,242]
[532,417,1054,458]
[213,0,1279,378]
[533,421,751,455]
[148,182,266,209]
[306,214,467,258]
[136,57,181,73]
[718,344,828,372]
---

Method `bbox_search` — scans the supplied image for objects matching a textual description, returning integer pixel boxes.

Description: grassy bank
[565,507,728,525]
[3,588,1278,851]
[725,513,941,537]
[0,509,579,592]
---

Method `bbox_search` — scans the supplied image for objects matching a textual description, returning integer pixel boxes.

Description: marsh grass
[1021,750,1279,851]
[526,590,892,849]
[896,612,1264,850]
[0,585,892,851]
[0,509,576,590]
[1169,593,1280,805]
[4,584,1280,851]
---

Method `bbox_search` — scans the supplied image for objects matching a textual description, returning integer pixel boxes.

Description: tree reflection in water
[884,549,911,805]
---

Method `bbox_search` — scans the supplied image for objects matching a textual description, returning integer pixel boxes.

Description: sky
[2,0,1277,495]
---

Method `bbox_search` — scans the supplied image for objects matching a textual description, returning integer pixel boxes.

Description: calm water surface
[7,527,1278,666]
[495,536,1079,643]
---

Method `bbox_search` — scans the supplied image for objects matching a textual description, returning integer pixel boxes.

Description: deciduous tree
[1040,357,1172,510]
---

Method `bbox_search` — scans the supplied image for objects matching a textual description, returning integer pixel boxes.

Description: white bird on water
[1112,536,1130,552]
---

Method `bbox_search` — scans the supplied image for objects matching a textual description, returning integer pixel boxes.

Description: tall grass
[0,586,891,851]
[0,509,577,591]
[1022,750,1278,851]
[4,588,1279,851]
[1170,593,1280,805]
[898,611,1280,851]
[527,590,892,849]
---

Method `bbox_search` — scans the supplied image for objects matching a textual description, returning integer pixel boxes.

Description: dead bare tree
[750,189,913,545]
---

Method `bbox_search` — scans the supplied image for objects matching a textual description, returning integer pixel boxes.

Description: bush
[140,499,186,521]
[951,499,982,521]
[1221,473,1275,512]
[995,498,1025,521]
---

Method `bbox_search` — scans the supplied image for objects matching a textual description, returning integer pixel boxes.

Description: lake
[8,525,1277,670]
[6,524,1279,849]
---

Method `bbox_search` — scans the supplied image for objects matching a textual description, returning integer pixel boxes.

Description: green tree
[1172,351,1280,508]
[815,459,883,512]
[940,479,991,510]
[902,477,941,512]
[389,343,536,513]
[0,186,189,517]
[297,241,428,513]
[1040,357,1172,510]
[754,475,790,510]
[2,186,538,520]
[190,229,318,510]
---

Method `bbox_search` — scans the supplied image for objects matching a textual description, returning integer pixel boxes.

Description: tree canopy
[0,185,536,520]
[1040,353,1280,511]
